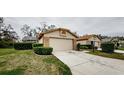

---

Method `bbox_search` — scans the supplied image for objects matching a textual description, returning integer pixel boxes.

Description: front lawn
[88,50,124,60]
[118,48,124,51]
[0,48,72,75]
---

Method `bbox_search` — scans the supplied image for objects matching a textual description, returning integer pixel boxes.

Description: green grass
[0,48,18,56]
[0,68,25,75]
[88,50,124,60]
[43,56,72,75]
[0,48,72,75]
[118,48,124,50]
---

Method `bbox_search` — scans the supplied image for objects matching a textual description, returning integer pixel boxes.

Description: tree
[0,17,19,48]
[36,23,56,32]
[0,17,4,40]
[48,25,56,30]
[0,17,4,23]
[36,23,47,32]
[21,23,56,38]
[21,24,38,37]
[1,24,18,41]
[0,18,19,41]
[21,24,32,36]
[31,28,37,36]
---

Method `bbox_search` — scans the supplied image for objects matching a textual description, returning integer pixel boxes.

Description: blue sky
[4,17,124,38]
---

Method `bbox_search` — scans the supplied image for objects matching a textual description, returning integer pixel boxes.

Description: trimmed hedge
[0,40,13,48]
[80,45,92,49]
[77,44,92,50]
[80,45,88,49]
[101,43,114,53]
[32,43,43,48]
[33,47,53,55]
[14,43,32,50]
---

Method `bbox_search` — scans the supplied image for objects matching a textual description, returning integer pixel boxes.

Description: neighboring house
[101,37,124,48]
[38,28,78,51]
[119,40,124,48]
[77,34,101,48]
[22,36,37,43]
[101,37,112,43]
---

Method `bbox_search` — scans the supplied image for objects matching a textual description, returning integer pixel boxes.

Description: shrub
[77,43,80,51]
[33,47,53,55]
[116,43,120,49]
[101,43,114,53]
[86,45,92,49]
[94,47,98,50]
[80,45,92,49]
[14,43,32,50]
[8,42,14,48]
[0,41,8,48]
[80,45,88,49]
[0,40,13,48]
[32,43,43,48]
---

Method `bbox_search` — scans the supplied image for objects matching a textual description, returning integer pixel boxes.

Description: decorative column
[43,37,49,47]
[73,39,77,50]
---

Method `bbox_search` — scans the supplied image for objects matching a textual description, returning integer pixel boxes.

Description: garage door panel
[49,38,73,51]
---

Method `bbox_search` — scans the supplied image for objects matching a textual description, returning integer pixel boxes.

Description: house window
[60,30,66,37]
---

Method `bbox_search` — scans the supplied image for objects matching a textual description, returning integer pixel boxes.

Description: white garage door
[49,38,73,51]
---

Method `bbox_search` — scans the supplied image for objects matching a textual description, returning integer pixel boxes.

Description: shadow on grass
[0,68,25,75]
[0,61,7,67]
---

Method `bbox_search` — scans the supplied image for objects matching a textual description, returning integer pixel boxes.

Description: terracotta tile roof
[77,34,96,41]
[38,28,78,39]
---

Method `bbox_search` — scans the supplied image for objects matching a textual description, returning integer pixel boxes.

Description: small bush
[8,42,14,48]
[86,45,92,49]
[14,43,32,50]
[94,47,98,50]
[0,41,8,48]
[101,43,114,53]
[0,40,13,48]
[33,47,53,55]
[80,45,88,49]
[77,43,80,51]
[32,43,43,48]
[80,45,92,49]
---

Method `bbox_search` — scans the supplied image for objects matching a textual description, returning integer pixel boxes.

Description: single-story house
[22,36,37,43]
[38,28,78,51]
[101,37,112,43]
[119,40,124,48]
[77,34,101,48]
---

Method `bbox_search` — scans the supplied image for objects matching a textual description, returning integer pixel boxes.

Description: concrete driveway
[53,50,124,75]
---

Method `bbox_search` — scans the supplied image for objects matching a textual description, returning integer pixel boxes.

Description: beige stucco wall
[89,37,101,47]
[44,31,76,39]
[77,37,101,48]
[77,40,87,45]
[89,37,100,42]
[77,40,101,47]
[38,30,77,51]
[39,38,43,43]
[94,41,100,47]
